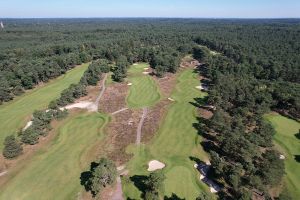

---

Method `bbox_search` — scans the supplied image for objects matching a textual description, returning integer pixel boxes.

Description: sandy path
[0,171,7,177]
[94,74,108,110]
[111,108,128,115]
[61,74,108,112]
[111,177,124,200]
[136,108,148,144]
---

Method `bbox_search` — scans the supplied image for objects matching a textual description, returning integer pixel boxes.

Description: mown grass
[266,114,300,200]
[126,63,161,108]
[0,63,89,149]
[0,112,108,200]
[123,69,212,199]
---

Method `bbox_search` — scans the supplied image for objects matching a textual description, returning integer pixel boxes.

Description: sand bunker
[23,121,33,131]
[62,101,97,112]
[133,63,138,66]
[168,97,175,102]
[143,72,150,75]
[196,86,203,90]
[127,83,132,86]
[147,160,165,171]
[144,68,149,70]
[279,154,285,160]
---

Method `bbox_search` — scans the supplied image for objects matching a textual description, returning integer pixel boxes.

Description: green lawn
[0,112,108,200]
[266,114,300,200]
[123,69,211,199]
[126,63,161,108]
[0,63,89,149]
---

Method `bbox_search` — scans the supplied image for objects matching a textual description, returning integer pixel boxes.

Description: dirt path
[111,108,128,115]
[136,108,148,145]
[111,177,124,200]
[95,74,108,109]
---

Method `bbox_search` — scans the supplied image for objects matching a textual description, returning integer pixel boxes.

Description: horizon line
[1,17,300,20]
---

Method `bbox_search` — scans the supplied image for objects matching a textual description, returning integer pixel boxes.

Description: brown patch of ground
[198,108,214,119]
[99,82,128,114]
[153,72,177,97]
[142,99,171,143]
[98,109,142,166]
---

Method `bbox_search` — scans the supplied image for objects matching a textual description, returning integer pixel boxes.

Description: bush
[2,135,23,159]
[21,128,39,145]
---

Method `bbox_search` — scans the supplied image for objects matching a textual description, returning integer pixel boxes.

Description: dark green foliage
[81,158,117,196]
[196,192,212,200]
[144,171,166,199]
[193,46,210,63]
[2,135,23,159]
[21,127,39,145]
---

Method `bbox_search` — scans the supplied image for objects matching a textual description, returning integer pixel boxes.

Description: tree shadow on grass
[130,175,149,198]
[164,193,186,200]
[295,155,300,163]
[80,162,99,194]
[295,132,300,140]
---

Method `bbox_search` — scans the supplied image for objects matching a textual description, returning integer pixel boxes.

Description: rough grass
[0,112,108,200]
[0,63,89,149]
[123,69,212,199]
[266,114,300,200]
[126,63,161,108]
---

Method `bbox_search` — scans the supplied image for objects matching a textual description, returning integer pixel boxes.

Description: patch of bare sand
[147,160,165,171]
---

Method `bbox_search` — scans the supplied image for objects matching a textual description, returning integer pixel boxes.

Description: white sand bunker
[62,101,97,112]
[168,97,175,102]
[127,83,132,86]
[143,72,150,75]
[144,67,149,70]
[133,63,138,66]
[23,121,33,131]
[147,160,165,171]
[279,154,285,160]
[196,86,203,90]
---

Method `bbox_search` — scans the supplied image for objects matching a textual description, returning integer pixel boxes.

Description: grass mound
[0,63,89,149]
[266,114,300,200]
[0,112,108,200]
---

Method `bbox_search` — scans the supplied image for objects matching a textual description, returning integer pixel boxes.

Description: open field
[0,63,89,149]
[123,69,211,199]
[266,114,300,200]
[0,111,108,200]
[126,63,161,108]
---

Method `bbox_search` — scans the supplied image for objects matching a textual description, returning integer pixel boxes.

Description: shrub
[2,135,23,159]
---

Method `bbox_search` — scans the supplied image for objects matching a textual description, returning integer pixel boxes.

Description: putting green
[126,63,161,108]
[266,114,300,200]
[0,63,89,149]
[0,112,108,200]
[123,69,211,199]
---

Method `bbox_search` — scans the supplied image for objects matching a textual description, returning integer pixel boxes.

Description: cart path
[136,108,148,145]
[95,73,108,110]
[111,108,128,115]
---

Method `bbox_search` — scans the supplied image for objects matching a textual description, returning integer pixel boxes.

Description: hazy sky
[1,0,299,18]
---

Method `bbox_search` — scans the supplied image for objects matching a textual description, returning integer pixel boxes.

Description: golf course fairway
[123,69,211,199]
[126,63,161,108]
[266,114,300,200]
[0,63,89,149]
[0,112,108,200]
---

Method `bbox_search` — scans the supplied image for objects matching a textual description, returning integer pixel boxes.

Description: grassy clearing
[0,63,89,149]
[123,69,211,199]
[266,114,300,200]
[126,63,161,108]
[0,112,108,200]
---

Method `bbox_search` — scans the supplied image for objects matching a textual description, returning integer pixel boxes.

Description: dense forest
[0,19,299,199]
